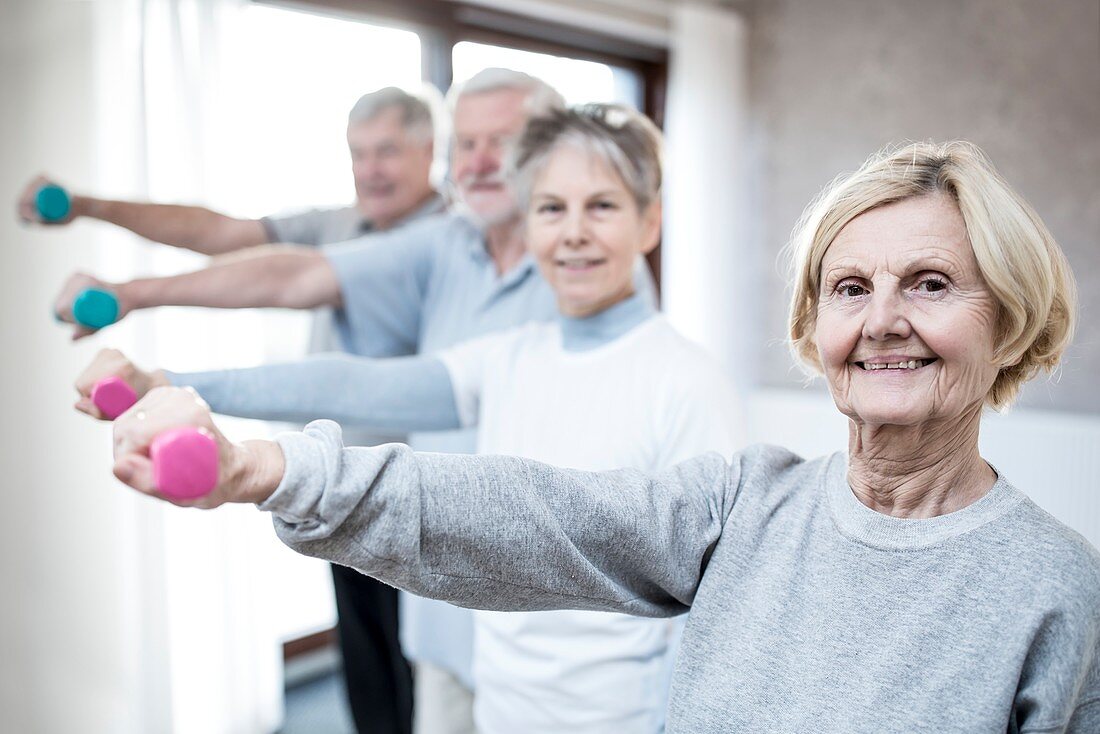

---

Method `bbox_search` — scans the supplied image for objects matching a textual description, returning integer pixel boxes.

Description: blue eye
[537,203,563,214]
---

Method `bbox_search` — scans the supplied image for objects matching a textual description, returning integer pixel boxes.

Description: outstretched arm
[109,388,738,618]
[53,245,343,339]
[121,244,343,310]
[167,354,461,432]
[75,349,462,433]
[18,175,268,255]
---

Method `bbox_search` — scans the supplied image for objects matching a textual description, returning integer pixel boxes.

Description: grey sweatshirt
[261,421,1100,734]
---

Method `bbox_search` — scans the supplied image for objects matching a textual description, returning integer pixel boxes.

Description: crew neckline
[824,452,1025,550]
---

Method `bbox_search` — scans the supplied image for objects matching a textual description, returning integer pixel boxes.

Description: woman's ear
[640,198,662,255]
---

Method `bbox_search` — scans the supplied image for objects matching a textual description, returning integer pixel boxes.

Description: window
[452,40,642,108]
[146,3,426,655]
[217,5,422,216]
[163,0,666,667]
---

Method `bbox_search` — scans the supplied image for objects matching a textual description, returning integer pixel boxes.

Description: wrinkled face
[526,144,659,318]
[450,87,529,225]
[814,194,1001,427]
[347,106,434,228]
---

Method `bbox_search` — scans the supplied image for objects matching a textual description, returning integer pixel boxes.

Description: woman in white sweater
[78,104,744,733]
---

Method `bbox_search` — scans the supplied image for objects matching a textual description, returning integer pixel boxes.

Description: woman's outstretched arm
[73,348,461,432]
[107,388,740,618]
[168,354,461,432]
[263,420,735,617]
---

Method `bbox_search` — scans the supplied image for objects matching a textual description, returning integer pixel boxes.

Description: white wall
[0,1,173,731]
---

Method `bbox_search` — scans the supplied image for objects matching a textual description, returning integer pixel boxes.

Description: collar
[357,191,446,234]
[559,292,656,352]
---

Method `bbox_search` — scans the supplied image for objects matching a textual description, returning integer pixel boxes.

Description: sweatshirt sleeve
[260,419,741,618]
[166,354,460,432]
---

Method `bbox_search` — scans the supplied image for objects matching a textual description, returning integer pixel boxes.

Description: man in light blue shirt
[68,68,654,733]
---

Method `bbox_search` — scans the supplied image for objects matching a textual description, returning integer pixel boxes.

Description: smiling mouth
[556,258,606,271]
[854,358,938,371]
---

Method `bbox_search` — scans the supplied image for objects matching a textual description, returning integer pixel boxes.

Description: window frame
[255,0,668,283]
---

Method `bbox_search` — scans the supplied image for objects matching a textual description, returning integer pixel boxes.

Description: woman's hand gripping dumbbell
[73,349,266,503]
[108,386,282,507]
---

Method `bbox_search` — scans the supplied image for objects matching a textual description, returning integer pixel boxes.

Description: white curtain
[95,0,285,731]
[2,0,282,730]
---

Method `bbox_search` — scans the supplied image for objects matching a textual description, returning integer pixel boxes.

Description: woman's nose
[861,289,912,341]
[562,211,587,247]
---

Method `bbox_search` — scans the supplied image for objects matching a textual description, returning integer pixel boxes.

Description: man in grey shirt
[33,86,443,734]
[20,86,441,258]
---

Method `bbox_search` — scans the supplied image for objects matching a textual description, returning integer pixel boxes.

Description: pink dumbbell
[91,377,219,500]
[90,376,138,420]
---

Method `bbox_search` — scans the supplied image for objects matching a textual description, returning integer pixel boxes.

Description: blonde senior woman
[98,141,1098,732]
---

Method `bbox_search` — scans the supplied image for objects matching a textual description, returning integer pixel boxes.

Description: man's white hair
[445,67,565,116]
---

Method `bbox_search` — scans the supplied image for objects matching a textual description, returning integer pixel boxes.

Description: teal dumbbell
[36,184,71,222]
[72,288,120,330]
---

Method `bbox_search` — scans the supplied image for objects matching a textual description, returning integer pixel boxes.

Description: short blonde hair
[788,141,1077,409]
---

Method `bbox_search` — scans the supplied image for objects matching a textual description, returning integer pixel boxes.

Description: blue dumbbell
[36,184,71,222]
[72,288,119,330]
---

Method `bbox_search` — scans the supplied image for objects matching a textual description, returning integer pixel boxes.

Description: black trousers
[331,563,414,734]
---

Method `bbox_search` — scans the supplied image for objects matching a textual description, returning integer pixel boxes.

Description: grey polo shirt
[321,210,656,686]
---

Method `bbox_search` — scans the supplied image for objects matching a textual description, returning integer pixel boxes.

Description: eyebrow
[820,251,968,284]
[820,258,870,281]
[531,189,624,199]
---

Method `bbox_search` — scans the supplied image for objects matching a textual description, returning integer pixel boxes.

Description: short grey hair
[509,103,663,213]
[446,67,565,117]
[348,86,435,145]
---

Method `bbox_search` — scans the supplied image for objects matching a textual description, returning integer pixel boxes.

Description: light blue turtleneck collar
[559,292,656,352]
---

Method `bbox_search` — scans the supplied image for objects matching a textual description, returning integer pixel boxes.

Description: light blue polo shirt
[321,210,655,687]
[323,212,556,686]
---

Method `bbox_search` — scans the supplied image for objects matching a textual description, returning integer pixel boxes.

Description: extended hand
[18,174,76,225]
[53,272,130,340]
[111,386,284,508]
[74,348,171,420]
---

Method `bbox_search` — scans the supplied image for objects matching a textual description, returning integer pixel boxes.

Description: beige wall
[744,0,1100,412]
